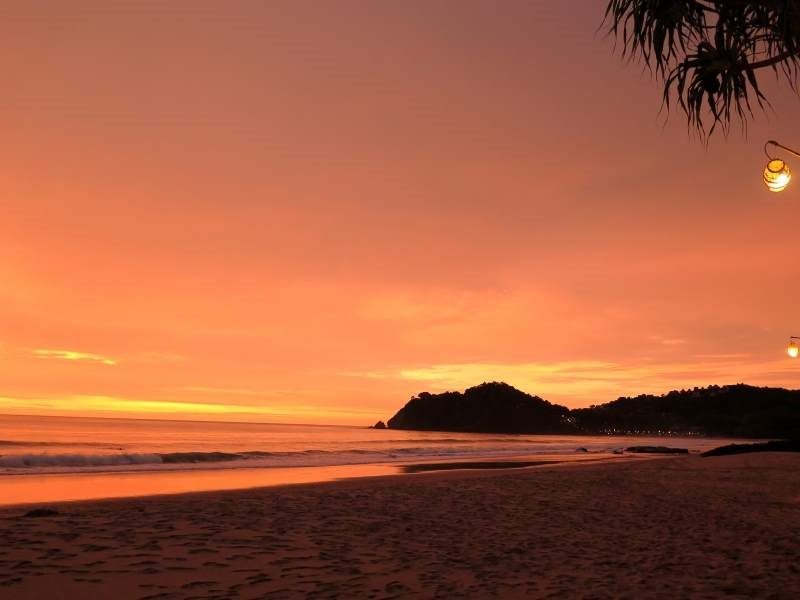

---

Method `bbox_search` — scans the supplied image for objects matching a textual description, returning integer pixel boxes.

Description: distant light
[788,340,799,358]
[764,159,791,192]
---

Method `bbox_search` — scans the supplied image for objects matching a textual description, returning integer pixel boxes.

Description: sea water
[0,414,741,505]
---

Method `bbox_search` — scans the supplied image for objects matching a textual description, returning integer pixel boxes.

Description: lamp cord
[765,140,800,160]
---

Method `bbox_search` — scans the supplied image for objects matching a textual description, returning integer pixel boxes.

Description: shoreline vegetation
[380,381,800,439]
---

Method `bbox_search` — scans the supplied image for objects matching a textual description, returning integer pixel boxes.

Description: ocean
[0,414,740,506]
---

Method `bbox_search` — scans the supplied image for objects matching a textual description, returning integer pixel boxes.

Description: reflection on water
[0,463,399,507]
[0,414,739,506]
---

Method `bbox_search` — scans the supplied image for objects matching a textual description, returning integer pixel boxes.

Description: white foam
[0,453,163,468]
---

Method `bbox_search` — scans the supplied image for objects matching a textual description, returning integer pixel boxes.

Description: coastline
[0,452,635,508]
[2,452,798,598]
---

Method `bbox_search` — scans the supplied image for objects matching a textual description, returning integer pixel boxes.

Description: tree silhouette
[604,1,800,136]
[385,382,800,437]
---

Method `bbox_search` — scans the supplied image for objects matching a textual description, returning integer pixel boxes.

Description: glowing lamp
[764,159,791,192]
[788,340,799,358]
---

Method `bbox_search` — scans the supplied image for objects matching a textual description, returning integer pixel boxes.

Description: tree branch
[743,48,800,69]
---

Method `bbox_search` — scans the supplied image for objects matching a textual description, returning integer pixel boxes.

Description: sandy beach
[0,453,797,599]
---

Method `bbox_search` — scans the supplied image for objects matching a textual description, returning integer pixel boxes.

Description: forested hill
[385,383,800,438]
[385,382,572,434]
[570,384,800,438]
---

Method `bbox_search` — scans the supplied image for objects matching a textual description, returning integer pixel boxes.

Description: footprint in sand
[180,580,218,589]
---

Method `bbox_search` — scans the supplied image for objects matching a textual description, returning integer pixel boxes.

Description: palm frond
[605,0,800,136]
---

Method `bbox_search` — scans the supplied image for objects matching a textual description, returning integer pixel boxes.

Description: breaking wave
[0,443,614,475]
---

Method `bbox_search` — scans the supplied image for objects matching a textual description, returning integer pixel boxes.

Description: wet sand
[0,453,798,599]
[0,453,616,507]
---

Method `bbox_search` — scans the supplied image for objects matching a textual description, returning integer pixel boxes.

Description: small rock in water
[575,447,589,453]
[624,446,689,454]
[24,508,60,518]
[372,421,387,429]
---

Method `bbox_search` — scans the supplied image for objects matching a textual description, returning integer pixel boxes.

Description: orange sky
[2,1,800,424]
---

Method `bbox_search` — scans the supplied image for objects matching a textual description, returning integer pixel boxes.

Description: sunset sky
[2,1,800,424]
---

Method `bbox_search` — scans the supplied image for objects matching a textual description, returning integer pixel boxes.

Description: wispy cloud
[33,349,116,366]
[0,394,383,421]
[177,386,317,398]
[650,336,687,346]
[344,356,800,406]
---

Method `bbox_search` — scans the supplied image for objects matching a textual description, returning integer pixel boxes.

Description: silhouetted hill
[571,384,800,438]
[386,382,572,434]
[385,383,800,438]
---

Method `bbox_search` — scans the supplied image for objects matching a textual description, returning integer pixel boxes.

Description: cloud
[33,349,116,366]
[652,337,687,346]
[177,386,318,398]
[345,356,800,407]
[0,394,383,421]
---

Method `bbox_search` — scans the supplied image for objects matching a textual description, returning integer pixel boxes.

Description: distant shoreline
[0,452,654,509]
[383,382,800,439]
